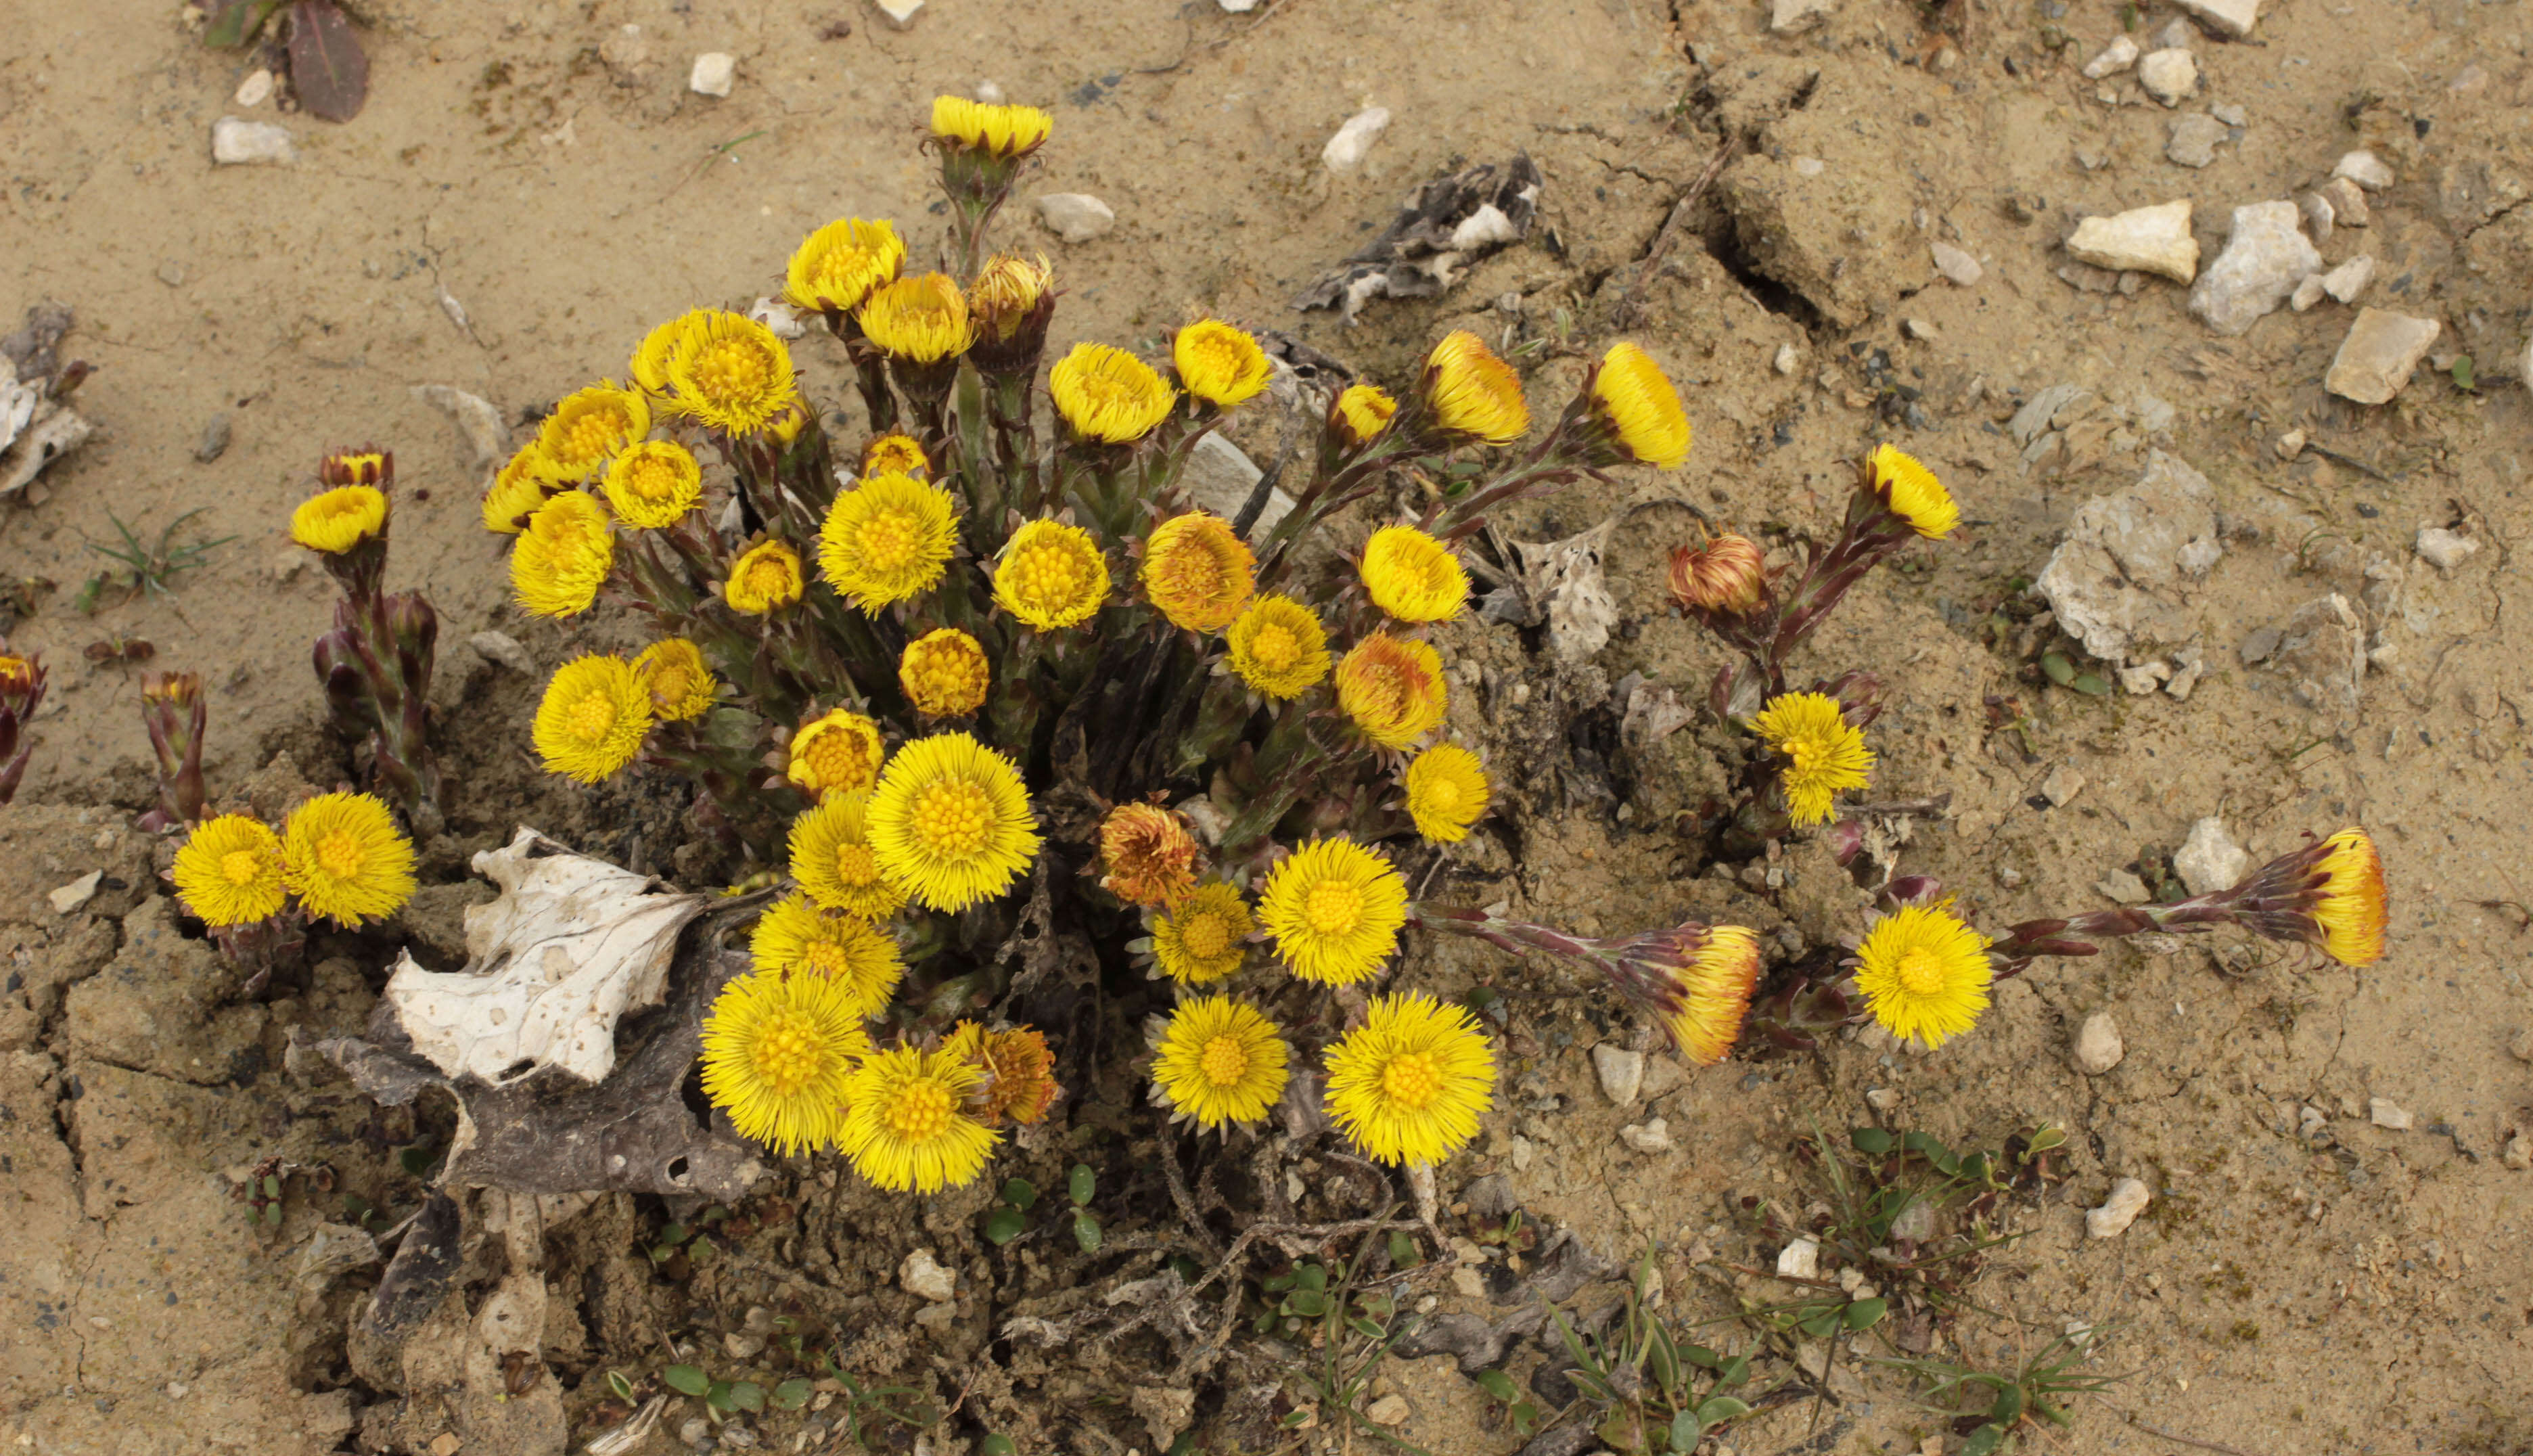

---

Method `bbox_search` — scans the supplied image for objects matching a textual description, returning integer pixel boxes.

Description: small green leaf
[2452,355,2476,390]
[1068,1164,1096,1206]
[1850,1127,1894,1155]
[663,1365,710,1397]
[984,1208,1026,1246]
[1295,1263,1328,1292]
[771,1378,813,1411]
[1695,1396,1752,1424]
[1473,1370,1520,1403]
[1681,1342,1720,1369]
[2070,672,2112,697]
[1844,1297,1888,1330]
[728,1381,763,1413]
[2040,652,2076,685]
[701,1206,729,1223]
[606,1369,635,1402]
[1354,1291,1394,1320]
[1262,1271,1296,1294]
[2024,1125,2068,1154]
[263,1202,283,1226]
[1961,1424,2006,1456]
[1799,1313,1838,1338]
[1251,1307,1277,1334]
[1670,1409,1703,1451]
[1718,1354,1751,1388]
[1348,1316,1386,1339]
[1931,1151,1964,1177]
[1072,1210,1102,1252]
[660,1223,691,1246]
[1902,1131,1948,1158]
[979,1438,1018,1456]
[1002,1177,1038,1211]
[1388,1230,1421,1267]
[261,1175,282,1200]
[1990,1382,2025,1423]
[1508,1400,1538,1435]
[706,1380,735,1413]
[1284,1290,1327,1317]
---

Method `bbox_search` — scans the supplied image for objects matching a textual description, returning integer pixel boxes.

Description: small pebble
[2095,869,2151,905]
[2165,112,2224,168]
[2298,191,2335,245]
[2086,1177,2151,1237]
[2080,34,2140,79]
[196,413,233,463]
[974,80,1005,104]
[1619,1118,1672,1154]
[2325,309,2442,405]
[2040,764,2085,807]
[2290,274,2327,313]
[870,0,923,29]
[1034,192,1116,244]
[234,68,275,108]
[899,1248,957,1302]
[2333,150,2395,191]
[1776,1237,1820,1279]
[689,52,736,97]
[2321,254,2374,304]
[2319,176,2370,227]
[2505,1134,2531,1171]
[2273,428,2304,460]
[2210,101,2246,127]
[2072,1011,2124,1074]
[1593,1044,1646,1107]
[2174,817,2249,895]
[470,631,537,676]
[2509,1026,2533,1064]
[1773,342,1800,375]
[1929,240,1983,286]
[2369,1097,2413,1131]
[2153,16,2195,47]
[2137,49,2198,107]
[1904,317,1937,340]
[1321,105,1392,175]
[210,116,294,166]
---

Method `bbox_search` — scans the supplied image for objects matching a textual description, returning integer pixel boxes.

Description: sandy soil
[4,0,2532,1453]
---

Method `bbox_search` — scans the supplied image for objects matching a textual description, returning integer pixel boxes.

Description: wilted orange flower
[1099,802,1201,908]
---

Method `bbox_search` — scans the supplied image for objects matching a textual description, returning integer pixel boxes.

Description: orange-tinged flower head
[945,1022,1063,1127]
[788,708,886,798]
[861,432,930,480]
[1668,533,1766,615]
[898,628,990,718]
[1421,331,1528,445]
[1099,802,1202,909]
[1335,632,1448,750]
[1141,511,1255,633]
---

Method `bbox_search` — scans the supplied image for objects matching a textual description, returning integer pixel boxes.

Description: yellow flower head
[1048,343,1177,444]
[1224,594,1331,700]
[930,95,1052,158]
[483,445,566,534]
[700,968,873,1158]
[819,472,959,611]
[866,732,1042,913]
[0,651,38,700]
[290,486,389,554]
[1854,903,1992,1049]
[1587,342,1692,470]
[750,892,905,1018]
[1421,331,1528,445]
[1867,443,1957,541]
[784,217,907,313]
[1751,691,1873,828]
[861,432,931,480]
[1149,881,1256,986]
[279,792,417,928]
[969,254,1053,342]
[670,313,801,435]
[1668,532,1766,615]
[601,440,704,529]
[1151,997,1290,1132]
[787,708,886,797]
[1333,383,1398,447]
[630,311,699,394]
[633,638,717,722]
[1172,319,1272,408]
[1259,838,1408,986]
[788,790,909,922]
[172,814,286,928]
[1359,524,1468,624]
[1403,744,1490,844]
[2310,827,2389,966]
[858,273,974,365]
[1656,925,1762,1067]
[898,628,990,718]
[1141,511,1256,633]
[1335,632,1448,750]
[537,382,652,480]
[993,519,1111,631]
[1099,802,1201,909]
[725,538,806,614]
[319,449,392,488]
[511,491,614,618]
[945,1021,1062,1126]
[534,654,654,783]
[840,1044,1002,1193]
[1323,993,1497,1167]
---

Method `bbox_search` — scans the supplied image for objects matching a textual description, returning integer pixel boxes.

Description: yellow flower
[483,445,566,534]
[511,491,614,618]
[700,968,873,1158]
[1335,632,1448,750]
[867,733,1041,913]
[1148,882,1256,986]
[1359,524,1467,624]
[666,311,800,434]
[1258,838,1407,986]
[1172,319,1272,407]
[172,814,286,928]
[1751,691,1873,828]
[858,273,974,364]
[840,1045,1001,1193]
[930,94,1052,158]
[630,311,700,394]
[1656,925,1762,1068]
[945,1022,1063,1126]
[633,638,717,722]
[2311,827,2388,966]
[290,486,389,554]
[993,519,1110,631]
[599,440,703,529]
[787,708,886,797]
[1224,594,1331,700]
[1048,343,1177,444]
[534,654,654,783]
[749,892,905,1018]
[319,449,392,487]
[1588,342,1692,470]
[1099,802,1201,909]
[1151,997,1290,1131]
[818,473,959,611]
[1323,993,1497,1167]
[1333,383,1398,447]
[784,217,907,313]
[1421,330,1528,445]
[1140,511,1256,632]
[725,538,806,614]
[788,791,909,922]
[1853,903,1992,1049]
[1667,533,1766,615]
[861,432,930,479]
[1403,744,1489,844]
[279,792,417,928]
[537,382,652,480]
[1867,443,1957,541]
[899,628,990,717]
[969,254,1052,341]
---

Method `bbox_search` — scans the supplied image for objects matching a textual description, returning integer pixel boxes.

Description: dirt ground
[5,0,2532,1452]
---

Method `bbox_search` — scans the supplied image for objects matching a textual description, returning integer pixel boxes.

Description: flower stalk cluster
[137,670,210,832]
[292,451,442,830]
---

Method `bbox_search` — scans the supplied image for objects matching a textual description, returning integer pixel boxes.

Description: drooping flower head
[1172,320,1272,407]
[783,217,907,314]
[1323,993,1497,1167]
[861,432,931,480]
[511,491,614,618]
[724,538,806,614]
[1335,632,1448,750]
[787,708,886,798]
[1420,330,1528,446]
[865,732,1042,913]
[535,383,652,480]
[858,273,974,364]
[279,792,417,928]
[819,472,959,611]
[945,1022,1062,1126]
[1151,997,1290,1131]
[1225,594,1331,700]
[1751,691,1873,828]
[1853,903,1992,1049]
[929,95,1053,158]
[2229,827,2390,967]
[1866,443,1957,541]
[1141,511,1255,632]
[749,892,905,1018]
[1403,744,1490,844]
[993,519,1111,630]
[840,1044,1002,1193]
[664,313,800,434]
[700,968,874,1158]
[1099,802,1201,909]
[290,486,388,554]
[1584,342,1692,470]
[633,638,717,722]
[630,311,698,394]
[1668,532,1766,615]
[967,254,1054,371]
[788,790,909,922]
[1259,838,1408,985]
[483,445,568,534]
[1333,384,1398,447]
[172,814,287,928]
[1603,923,1763,1067]
[534,655,654,783]
[601,440,703,528]
[1359,525,1468,624]
[898,628,990,718]
[1049,343,1177,444]
[1147,881,1256,986]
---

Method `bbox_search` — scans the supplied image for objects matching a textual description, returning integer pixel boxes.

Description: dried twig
[1613,137,1739,327]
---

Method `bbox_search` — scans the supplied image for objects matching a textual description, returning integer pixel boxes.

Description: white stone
[2166,113,2224,168]
[871,0,924,29]
[1320,106,1391,175]
[2290,274,2327,313]
[470,631,537,677]
[2086,1178,2152,1237]
[974,81,1006,104]
[2137,49,2198,106]
[1904,317,1938,341]
[2081,35,2140,78]
[2298,193,2335,244]
[2174,817,2249,895]
[2415,528,2478,572]
[1929,240,1982,286]
[234,68,275,108]
[1773,342,1800,375]
[2325,309,2441,405]
[49,871,103,915]
[2319,176,2370,227]
[2369,1097,2413,1131]
[210,116,295,166]
[2211,101,2247,127]
[2041,764,2084,807]
[2073,1013,2126,1074]
[1218,0,1261,9]
[688,52,735,97]
[2506,1134,2532,1171]
[2166,648,2206,700]
[2118,662,2170,694]
[900,1248,957,1302]
[2333,150,2394,191]
[1776,1237,1821,1279]
[2065,200,2198,283]
[2033,451,2222,662]
[2173,0,2261,37]
[1770,0,1835,34]
[2189,200,2321,336]
[2275,428,2306,459]
[2321,255,2375,304]
[1034,192,1116,244]
[411,384,509,472]
[1593,1044,1646,1107]
[1620,1118,1672,1154]
[2153,17,2195,47]
[2096,869,2151,905]
[1365,1395,1410,1427]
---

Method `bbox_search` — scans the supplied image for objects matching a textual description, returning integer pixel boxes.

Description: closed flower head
[750,892,904,1018]
[1260,838,1408,985]
[898,628,990,717]
[819,473,959,612]
[1141,511,1255,632]
[1359,525,1467,623]
[1854,903,1991,1049]
[511,491,614,618]
[1323,992,1497,1167]
[534,654,654,783]
[1149,881,1255,986]
[1049,343,1176,444]
[633,638,717,722]
[1099,802,1201,909]
[1403,744,1489,844]
[1668,532,1766,615]
[841,1044,1001,1193]
[319,449,392,488]
[993,519,1110,630]
[1172,320,1272,407]
[1336,632,1448,750]
[700,968,873,1158]
[1645,924,1762,1067]
[1587,342,1691,469]
[537,382,652,480]
[1225,594,1331,700]
[784,217,906,313]
[930,95,1052,158]
[787,708,886,797]
[788,790,909,922]
[2308,827,2388,965]
[172,814,286,928]
[858,273,974,364]
[1333,383,1398,447]
[725,537,805,614]
[969,254,1052,343]
[1867,443,1957,540]
[602,440,704,528]
[630,311,701,394]
[1752,691,1873,827]
[1151,997,1290,1131]
[1421,331,1528,445]
[291,485,389,554]
[279,792,417,928]
[861,432,930,480]
[945,1022,1062,1126]
[483,445,566,534]
[866,732,1041,913]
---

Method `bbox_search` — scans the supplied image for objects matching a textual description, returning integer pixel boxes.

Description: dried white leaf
[1514,518,1618,663]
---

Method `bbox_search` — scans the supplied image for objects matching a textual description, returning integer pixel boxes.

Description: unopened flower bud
[320,448,394,488]
[1667,533,1766,615]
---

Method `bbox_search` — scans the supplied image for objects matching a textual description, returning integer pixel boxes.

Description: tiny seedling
[1260,1211,1429,1452]
[79,508,233,612]
[1519,1250,1762,1455]
[983,1175,1039,1245]
[1068,1162,1101,1251]
[1873,1327,2132,1454]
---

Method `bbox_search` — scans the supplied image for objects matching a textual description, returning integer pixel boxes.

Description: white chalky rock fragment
[1034,193,1116,244]
[1321,106,1392,174]
[2081,35,2140,78]
[2415,528,2478,572]
[2174,817,2249,895]
[2065,200,2198,283]
[2369,1097,2413,1131]
[2333,150,2394,191]
[2324,309,2441,405]
[689,53,735,97]
[2321,255,2375,304]
[1620,1118,1672,1154]
[2086,1178,2152,1237]
[2073,1012,2125,1074]
[2173,0,2262,39]
[900,1249,957,1302]
[235,69,275,108]
[1593,1044,1645,1107]
[1930,240,1983,286]
[871,0,924,30]
[2137,49,2198,106]
[211,116,295,166]
[1776,1237,1821,1279]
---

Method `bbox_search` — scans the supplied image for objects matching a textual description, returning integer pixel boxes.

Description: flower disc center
[1198,1034,1251,1088]
[1381,1051,1442,1110]
[884,1078,956,1141]
[315,828,367,882]
[750,1011,823,1097]
[219,849,266,887]
[1304,880,1364,936]
[1895,948,1949,997]
[911,779,994,859]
